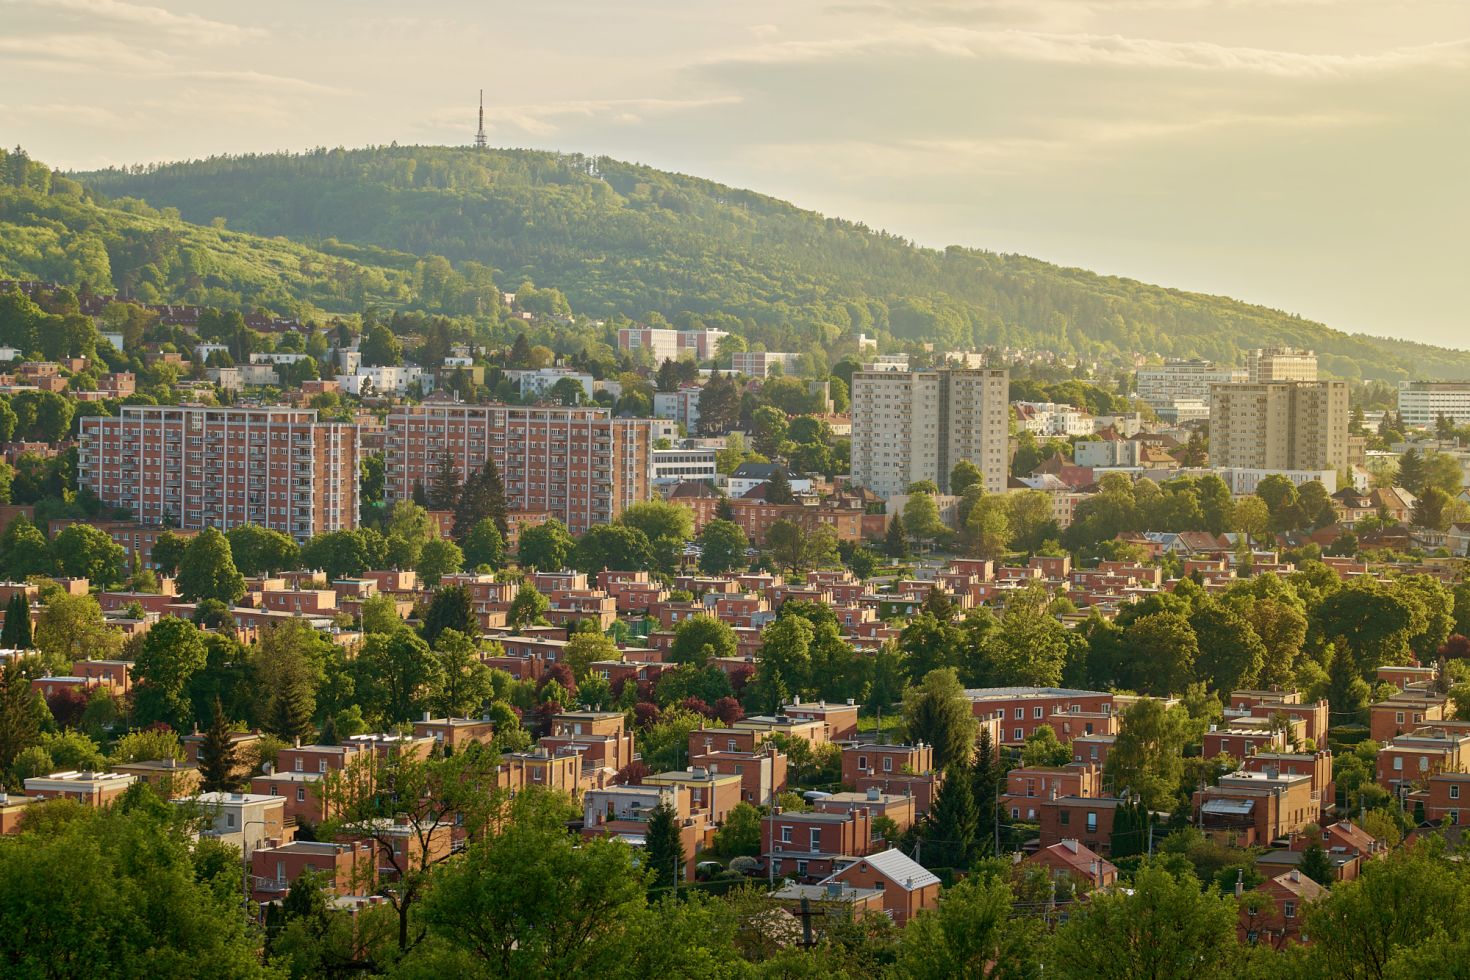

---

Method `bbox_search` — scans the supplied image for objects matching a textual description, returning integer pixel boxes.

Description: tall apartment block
[1208,381,1349,471]
[384,405,654,535]
[850,368,1009,499]
[1398,381,1470,429]
[1135,359,1246,407]
[1247,347,1317,384]
[78,406,359,542]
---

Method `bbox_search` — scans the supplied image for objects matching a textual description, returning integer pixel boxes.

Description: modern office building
[1209,381,1349,471]
[1247,347,1318,384]
[652,448,718,486]
[1135,360,1246,407]
[652,387,702,432]
[78,405,360,542]
[850,368,1009,499]
[384,405,654,534]
[1398,381,1470,429]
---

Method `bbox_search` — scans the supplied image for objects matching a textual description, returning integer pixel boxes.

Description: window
[1452,785,1461,800]
[857,755,868,771]
[1393,757,1404,771]
[1014,708,1023,720]
[1419,757,1429,772]
[727,739,737,752]
[1396,712,1405,724]
[293,758,303,772]
[1451,810,1460,825]
[781,826,792,843]
[796,860,808,876]
[226,813,236,829]
[810,828,821,851]
[1086,812,1098,833]
[1034,707,1044,719]
[1060,810,1070,825]
[318,760,328,773]
[1283,901,1296,919]
[883,757,893,772]
[1011,807,1020,819]
[1014,728,1023,741]
[296,787,305,802]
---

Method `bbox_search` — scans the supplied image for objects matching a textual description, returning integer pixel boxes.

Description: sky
[2,0,1467,348]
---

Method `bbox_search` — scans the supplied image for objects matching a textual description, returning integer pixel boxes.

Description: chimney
[1062,839,1078,853]
[262,762,272,775]
[423,711,431,722]
[293,736,301,748]
[866,786,880,802]
[1289,870,1300,883]
[1234,869,1244,898]
[846,698,855,706]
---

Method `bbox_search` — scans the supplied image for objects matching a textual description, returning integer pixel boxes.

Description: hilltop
[59,144,1470,380]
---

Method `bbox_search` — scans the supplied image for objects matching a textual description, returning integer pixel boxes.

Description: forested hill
[70,144,1470,381]
[0,147,501,320]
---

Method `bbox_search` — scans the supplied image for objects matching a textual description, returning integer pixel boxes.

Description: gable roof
[1030,839,1118,879]
[831,848,940,892]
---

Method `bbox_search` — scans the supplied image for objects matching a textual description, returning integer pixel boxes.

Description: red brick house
[820,848,940,925]
[1026,838,1118,891]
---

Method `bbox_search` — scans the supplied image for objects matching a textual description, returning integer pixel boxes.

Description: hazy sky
[3,0,1467,347]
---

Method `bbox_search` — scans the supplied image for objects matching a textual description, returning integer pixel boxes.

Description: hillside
[0,148,500,321]
[75,144,1470,382]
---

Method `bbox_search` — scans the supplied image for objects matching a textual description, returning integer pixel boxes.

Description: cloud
[708,26,1470,79]
[1,0,261,43]
[170,70,347,96]
[429,96,743,137]
[0,32,164,72]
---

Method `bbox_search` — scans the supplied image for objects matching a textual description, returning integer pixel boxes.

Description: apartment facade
[1247,347,1317,384]
[616,327,728,363]
[730,351,802,378]
[1135,359,1246,407]
[850,368,1008,499]
[383,404,654,535]
[1208,381,1349,471]
[78,405,359,542]
[1398,381,1470,429]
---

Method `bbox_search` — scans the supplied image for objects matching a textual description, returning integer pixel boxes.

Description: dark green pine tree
[1,592,32,649]
[922,585,955,622]
[199,697,242,792]
[273,674,317,743]
[924,763,977,871]
[764,467,794,505]
[422,585,477,646]
[644,798,686,893]
[885,513,908,559]
[715,495,736,522]
[0,662,44,774]
[1298,838,1335,886]
[970,727,998,858]
[429,452,461,511]
[508,333,532,369]
[1109,798,1149,859]
[412,481,431,508]
[453,457,509,540]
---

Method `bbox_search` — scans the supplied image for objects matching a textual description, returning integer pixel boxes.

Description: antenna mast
[474,90,487,148]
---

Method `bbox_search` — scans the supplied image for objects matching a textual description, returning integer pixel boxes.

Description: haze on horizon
[2,0,1467,349]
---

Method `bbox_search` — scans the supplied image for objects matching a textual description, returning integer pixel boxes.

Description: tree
[1299,837,1335,886]
[300,528,387,580]
[1190,601,1266,693]
[894,873,1040,980]
[416,537,463,586]
[984,584,1068,687]
[1048,864,1241,980]
[34,592,121,672]
[1105,698,1189,811]
[1008,490,1059,553]
[360,628,443,724]
[950,460,984,498]
[697,519,748,575]
[884,513,908,559]
[251,620,330,741]
[966,494,1011,559]
[149,529,188,577]
[358,322,402,367]
[461,517,506,570]
[1412,486,1452,530]
[176,528,245,606]
[644,797,686,893]
[618,499,694,574]
[1,592,31,649]
[1232,496,1271,543]
[751,406,789,458]
[1021,724,1071,767]
[574,524,654,572]
[1396,447,1426,496]
[903,668,977,770]
[429,451,461,511]
[1121,612,1199,696]
[418,787,645,975]
[132,616,208,729]
[563,630,619,682]
[224,525,299,578]
[0,516,52,580]
[507,583,550,631]
[713,802,763,858]
[198,697,243,792]
[766,520,837,573]
[0,662,44,774]
[518,518,575,571]
[360,593,402,635]
[453,456,509,539]
[923,763,977,870]
[51,524,127,586]
[764,466,794,505]
[321,746,504,951]
[670,615,738,668]
[904,492,945,552]
[421,584,477,646]
[386,499,436,570]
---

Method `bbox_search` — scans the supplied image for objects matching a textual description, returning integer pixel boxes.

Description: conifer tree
[644,798,686,893]
[970,727,999,857]
[429,452,461,511]
[453,457,509,539]
[199,697,242,792]
[1299,837,1335,886]
[1,592,32,648]
[924,763,977,870]
[764,467,794,505]
[885,513,908,559]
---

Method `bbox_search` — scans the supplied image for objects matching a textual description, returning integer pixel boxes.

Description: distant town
[2,276,1468,974]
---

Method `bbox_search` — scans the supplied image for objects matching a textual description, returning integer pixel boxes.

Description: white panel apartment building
[1209,381,1349,472]
[1136,360,1246,407]
[850,368,1009,499]
[1247,348,1318,384]
[1398,382,1470,429]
